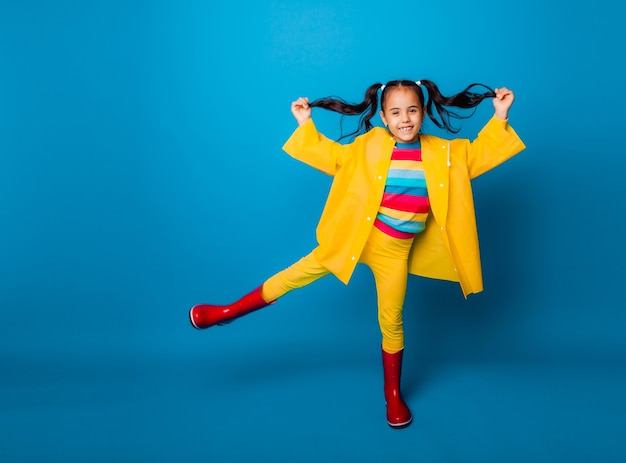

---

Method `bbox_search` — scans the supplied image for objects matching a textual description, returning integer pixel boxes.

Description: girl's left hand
[493,87,514,120]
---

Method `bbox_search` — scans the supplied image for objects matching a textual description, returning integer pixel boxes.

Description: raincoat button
[351,256,356,261]
[442,145,446,149]
[439,183,444,187]
[366,216,371,221]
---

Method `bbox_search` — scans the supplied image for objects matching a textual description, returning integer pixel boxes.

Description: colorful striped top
[374,141,431,239]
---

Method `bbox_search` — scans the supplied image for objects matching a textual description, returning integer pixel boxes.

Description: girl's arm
[464,119,525,179]
[460,87,524,179]
[283,97,349,176]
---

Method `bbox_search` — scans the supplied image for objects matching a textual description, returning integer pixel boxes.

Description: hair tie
[380,84,386,91]
[415,80,422,87]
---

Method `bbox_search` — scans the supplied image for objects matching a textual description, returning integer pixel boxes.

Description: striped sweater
[374,141,431,239]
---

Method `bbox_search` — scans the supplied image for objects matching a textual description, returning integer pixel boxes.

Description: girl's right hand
[291,97,312,126]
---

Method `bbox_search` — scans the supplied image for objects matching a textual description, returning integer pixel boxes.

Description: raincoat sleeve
[466,116,526,179]
[282,118,350,176]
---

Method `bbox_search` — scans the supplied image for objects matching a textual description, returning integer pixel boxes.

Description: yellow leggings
[262,226,413,354]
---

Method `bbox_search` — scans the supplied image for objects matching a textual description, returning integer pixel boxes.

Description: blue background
[1,0,625,461]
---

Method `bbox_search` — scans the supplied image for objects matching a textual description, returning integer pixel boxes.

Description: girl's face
[380,86,423,143]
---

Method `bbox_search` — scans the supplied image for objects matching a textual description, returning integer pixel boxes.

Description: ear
[379,110,387,127]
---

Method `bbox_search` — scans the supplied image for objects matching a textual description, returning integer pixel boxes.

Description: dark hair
[309,79,496,140]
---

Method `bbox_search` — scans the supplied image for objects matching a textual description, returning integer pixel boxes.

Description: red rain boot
[382,348,412,429]
[189,285,274,329]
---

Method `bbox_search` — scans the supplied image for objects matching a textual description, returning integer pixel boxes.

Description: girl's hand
[291,97,312,126]
[493,87,514,120]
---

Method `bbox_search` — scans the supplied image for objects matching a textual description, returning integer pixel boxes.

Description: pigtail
[420,80,495,133]
[309,83,383,141]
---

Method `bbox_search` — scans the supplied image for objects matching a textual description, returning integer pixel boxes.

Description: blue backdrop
[1,1,625,461]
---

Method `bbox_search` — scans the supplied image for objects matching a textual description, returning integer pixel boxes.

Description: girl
[190,79,526,429]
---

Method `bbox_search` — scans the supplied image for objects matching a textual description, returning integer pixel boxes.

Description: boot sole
[388,416,413,429]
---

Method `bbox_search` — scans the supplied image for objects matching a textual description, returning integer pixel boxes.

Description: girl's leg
[360,227,413,428]
[361,228,412,354]
[260,251,330,302]
[190,251,330,329]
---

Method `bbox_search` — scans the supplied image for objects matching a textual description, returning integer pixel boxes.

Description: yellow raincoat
[282,115,526,297]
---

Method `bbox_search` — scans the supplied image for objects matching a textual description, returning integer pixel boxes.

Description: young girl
[190,79,526,429]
